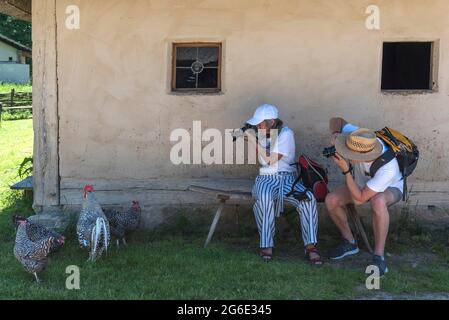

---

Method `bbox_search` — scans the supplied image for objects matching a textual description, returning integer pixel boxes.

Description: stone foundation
[34,202,449,233]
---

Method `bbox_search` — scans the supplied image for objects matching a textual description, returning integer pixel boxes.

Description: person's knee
[370,194,388,215]
[325,192,341,212]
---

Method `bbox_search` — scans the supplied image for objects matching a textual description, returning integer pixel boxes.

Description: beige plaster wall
[54,0,449,188]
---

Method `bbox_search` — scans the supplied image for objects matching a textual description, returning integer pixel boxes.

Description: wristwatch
[342,168,352,176]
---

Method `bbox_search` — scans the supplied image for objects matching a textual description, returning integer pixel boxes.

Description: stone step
[28,213,70,232]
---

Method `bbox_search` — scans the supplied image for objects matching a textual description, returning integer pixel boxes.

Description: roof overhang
[0,0,31,22]
[0,32,31,52]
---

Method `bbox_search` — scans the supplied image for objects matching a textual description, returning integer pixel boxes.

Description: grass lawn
[0,82,32,94]
[0,119,448,300]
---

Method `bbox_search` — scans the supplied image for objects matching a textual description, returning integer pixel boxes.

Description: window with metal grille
[172,43,222,93]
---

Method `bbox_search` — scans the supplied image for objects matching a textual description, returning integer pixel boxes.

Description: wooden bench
[188,185,374,253]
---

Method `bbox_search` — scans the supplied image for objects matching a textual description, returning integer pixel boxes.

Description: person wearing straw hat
[244,104,322,265]
[325,118,403,276]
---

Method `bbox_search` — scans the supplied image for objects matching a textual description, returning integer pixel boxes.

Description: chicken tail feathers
[89,217,110,262]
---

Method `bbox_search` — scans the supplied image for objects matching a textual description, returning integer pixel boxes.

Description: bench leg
[346,204,374,254]
[204,200,226,248]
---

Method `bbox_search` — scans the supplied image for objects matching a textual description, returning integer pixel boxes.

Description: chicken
[13,216,65,283]
[103,201,141,247]
[76,185,110,261]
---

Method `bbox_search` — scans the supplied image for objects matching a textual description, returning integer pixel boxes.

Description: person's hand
[332,153,350,172]
[245,131,258,146]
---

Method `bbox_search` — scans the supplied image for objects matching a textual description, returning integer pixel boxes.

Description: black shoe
[371,255,389,277]
[329,239,360,260]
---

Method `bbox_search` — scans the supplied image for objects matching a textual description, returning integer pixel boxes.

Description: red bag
[289,155,329,203]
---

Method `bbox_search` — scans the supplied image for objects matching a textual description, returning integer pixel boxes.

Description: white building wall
[0,63,30,83]
[0,41,18,62]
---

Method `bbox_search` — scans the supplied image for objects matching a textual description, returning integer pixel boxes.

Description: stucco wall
[53,0,449,205]
[0,41,18,61]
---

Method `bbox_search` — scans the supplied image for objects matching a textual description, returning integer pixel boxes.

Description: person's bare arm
[258,148,283,166]
[333,153,377,203]
[246,133,283,165]
[329,117,348,134]
[346,175,378,203]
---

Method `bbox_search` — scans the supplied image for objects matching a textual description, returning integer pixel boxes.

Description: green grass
[0,237,361,300]
[0,82,32,94]
[1,109,33,121]
[0,119,33,243]
[0,119,33,192]
[0,119,448,300]
[0,82,33,121]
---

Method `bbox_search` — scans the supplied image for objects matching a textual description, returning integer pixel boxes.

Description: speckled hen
[13,216,65,282]
[103,201,141,247]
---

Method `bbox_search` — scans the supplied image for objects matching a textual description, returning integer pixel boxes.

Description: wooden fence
[0,89,33,125]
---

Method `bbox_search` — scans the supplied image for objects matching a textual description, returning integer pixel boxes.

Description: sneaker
[329,239,360,260]
[371,255,389,277]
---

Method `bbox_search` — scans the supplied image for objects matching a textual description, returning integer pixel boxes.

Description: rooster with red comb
[76,185,110,261]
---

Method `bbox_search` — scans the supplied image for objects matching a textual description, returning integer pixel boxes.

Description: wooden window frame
[172,42,222,93]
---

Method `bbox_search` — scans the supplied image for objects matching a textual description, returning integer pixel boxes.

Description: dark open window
[172,43,222,93]
[381,42,433,91]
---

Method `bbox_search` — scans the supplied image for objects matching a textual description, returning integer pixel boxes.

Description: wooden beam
[59,178,449,208]
[32,0,59,211]
[0,0,31,21]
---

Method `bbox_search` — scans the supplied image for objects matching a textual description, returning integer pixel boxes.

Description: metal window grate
[172,43,222,93]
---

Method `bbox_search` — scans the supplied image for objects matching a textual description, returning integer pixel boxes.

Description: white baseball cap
[246,104,279,126]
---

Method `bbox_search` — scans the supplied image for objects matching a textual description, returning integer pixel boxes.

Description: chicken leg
[34,273,41,283]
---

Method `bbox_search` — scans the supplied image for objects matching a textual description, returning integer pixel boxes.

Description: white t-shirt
[342,124,404,194]
[258,126,297,175]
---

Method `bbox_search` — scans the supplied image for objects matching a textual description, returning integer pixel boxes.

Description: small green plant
[18,156,33,179]
[1,109,33,121]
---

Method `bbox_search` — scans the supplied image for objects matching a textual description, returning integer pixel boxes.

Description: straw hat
[335,128,383,162]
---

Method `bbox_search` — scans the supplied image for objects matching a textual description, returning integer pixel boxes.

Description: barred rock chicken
[103,201,141,247]
[13,216,65,283]
[76,185,110,261]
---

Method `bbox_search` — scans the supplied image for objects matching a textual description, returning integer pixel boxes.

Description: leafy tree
[0,13,31,48]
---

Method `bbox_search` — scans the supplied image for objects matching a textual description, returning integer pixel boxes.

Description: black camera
[232,123,258,142]
[323,146,337,158]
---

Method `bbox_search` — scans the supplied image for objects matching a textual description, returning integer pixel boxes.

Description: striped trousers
[252,173,318,248]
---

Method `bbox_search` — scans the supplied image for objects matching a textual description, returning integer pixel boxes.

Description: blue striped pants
[252,173,318,248]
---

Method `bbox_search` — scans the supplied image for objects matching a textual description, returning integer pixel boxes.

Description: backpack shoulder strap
[369,148,396,177]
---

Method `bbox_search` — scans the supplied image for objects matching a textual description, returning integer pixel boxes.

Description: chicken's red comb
[84,185,94,192]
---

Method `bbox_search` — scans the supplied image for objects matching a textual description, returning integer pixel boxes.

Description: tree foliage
[0,13,31,48]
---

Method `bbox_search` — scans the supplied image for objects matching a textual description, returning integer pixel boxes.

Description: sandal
[260,249,273,262]
[305,245,323,266]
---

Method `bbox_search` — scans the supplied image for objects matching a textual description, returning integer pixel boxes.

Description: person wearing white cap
[245,104,322,265]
